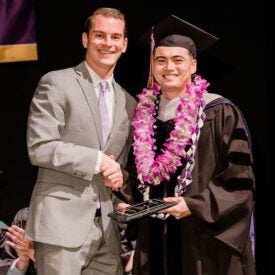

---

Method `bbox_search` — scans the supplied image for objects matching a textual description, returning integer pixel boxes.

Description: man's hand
[6,225,35,271]
[160,197,191,219]
[117,202,131,212]
[100,154,123,190]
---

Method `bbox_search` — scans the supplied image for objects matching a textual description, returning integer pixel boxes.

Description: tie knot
[99,81,108,93]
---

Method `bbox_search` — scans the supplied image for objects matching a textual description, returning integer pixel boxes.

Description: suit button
[92,196,97,202]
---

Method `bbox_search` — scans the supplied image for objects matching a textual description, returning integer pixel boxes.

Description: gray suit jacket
[25,62,137,254]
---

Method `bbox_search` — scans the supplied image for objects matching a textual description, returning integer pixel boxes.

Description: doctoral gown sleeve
[184,100,255,255]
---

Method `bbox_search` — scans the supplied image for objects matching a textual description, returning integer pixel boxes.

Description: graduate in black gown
[122,14,256,275]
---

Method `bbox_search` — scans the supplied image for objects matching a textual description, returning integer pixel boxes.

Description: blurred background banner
[0,0,38,63]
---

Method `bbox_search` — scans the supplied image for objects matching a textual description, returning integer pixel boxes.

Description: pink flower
[132,75,208,194]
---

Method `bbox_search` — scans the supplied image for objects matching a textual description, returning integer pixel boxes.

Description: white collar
[158,95,181,122]
[84,61,113,88]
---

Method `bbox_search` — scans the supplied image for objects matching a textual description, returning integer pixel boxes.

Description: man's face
[153,46,197,98]
[82,14,128,72]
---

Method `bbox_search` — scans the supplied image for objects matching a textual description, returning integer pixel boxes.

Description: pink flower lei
[132,74,210,195]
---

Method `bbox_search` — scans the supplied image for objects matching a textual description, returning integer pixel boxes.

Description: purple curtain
[0,0,38,62]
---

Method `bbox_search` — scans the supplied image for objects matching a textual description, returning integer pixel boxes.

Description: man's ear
[82,32,88,48]
[191,58,197,74]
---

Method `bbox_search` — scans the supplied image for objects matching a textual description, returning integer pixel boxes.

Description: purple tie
[99,81,110,145]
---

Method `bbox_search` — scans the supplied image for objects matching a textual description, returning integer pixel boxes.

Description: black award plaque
[108,198,177,223]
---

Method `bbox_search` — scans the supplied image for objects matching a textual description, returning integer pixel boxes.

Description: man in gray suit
[24,7,137,275]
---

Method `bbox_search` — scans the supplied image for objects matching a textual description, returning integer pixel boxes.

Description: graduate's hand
[160,197,191,219]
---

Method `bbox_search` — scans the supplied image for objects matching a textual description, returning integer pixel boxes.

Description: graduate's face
[153,46,197,99]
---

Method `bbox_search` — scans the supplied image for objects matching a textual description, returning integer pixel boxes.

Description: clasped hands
[6,225,35,271]
[100,154,123,191]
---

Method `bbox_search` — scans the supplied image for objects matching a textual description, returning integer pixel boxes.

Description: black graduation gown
[125,97,256,275]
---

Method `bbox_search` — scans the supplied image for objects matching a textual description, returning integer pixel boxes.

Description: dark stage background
[0,1,271,274]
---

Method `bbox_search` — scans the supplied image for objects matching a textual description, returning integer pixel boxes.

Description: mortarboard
[140,14,219,87]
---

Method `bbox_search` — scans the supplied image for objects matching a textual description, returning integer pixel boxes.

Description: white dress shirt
[84,61,114,173]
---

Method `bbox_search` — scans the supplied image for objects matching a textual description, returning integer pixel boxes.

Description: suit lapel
[74,63,127,150]
[105,80,126,148]
[74,63,104,147]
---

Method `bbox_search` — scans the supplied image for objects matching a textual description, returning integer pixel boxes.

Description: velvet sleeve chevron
[184,97,255,255]
[210,97,255,195]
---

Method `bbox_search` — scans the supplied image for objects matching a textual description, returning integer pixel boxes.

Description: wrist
[16,257,30,271]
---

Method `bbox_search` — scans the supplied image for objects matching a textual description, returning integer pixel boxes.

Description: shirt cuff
[94,151,102,174]
[7,258,27,275]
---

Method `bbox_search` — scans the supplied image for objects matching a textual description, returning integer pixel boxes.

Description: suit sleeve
[27,71,99,181]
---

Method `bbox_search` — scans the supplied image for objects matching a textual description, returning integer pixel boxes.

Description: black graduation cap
[140,14,219,88]
[141,14,219,58]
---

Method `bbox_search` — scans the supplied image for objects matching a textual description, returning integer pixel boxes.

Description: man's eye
[112,35,122,40]
[95,33,104,38]
[156,60,165,64]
